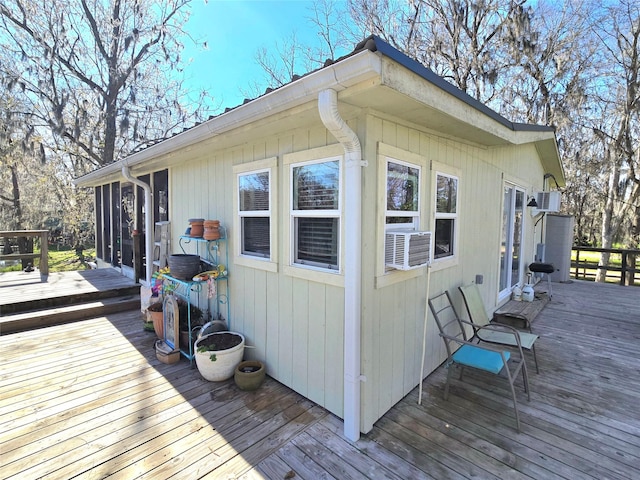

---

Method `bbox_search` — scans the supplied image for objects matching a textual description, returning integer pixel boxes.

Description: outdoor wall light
[527,196,538,207]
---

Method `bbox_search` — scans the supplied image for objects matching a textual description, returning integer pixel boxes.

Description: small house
[75,36,565,441]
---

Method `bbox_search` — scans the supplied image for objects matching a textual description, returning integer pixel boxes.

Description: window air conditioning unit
[534,191,561,213]
[385,230,432,270]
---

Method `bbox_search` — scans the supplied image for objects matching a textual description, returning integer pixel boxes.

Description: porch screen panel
[111,182,120,267]
[121,183,134,268]
[153,170,169,224]
[137,174,150,233]
[95,188,103,260]
[137,174,150,280]
[102,185,111,263]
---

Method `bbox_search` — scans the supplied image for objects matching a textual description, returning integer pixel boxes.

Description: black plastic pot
[168,254,200,280]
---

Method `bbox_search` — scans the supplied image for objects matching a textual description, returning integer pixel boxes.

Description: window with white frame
[386,158,421,229]
[434,173,458,259]
[291,157,341,270]
[238,170,271,258]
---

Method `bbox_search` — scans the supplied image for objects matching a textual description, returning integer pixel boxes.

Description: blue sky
[183,0,325,111]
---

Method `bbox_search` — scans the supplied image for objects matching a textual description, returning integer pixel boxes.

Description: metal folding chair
[429,291,530,432]
[459,284,540,373]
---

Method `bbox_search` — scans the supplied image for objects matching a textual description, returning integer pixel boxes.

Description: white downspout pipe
[318,89,364,442]
[121,164,153,285]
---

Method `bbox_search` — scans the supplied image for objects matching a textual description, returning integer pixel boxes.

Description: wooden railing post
[40,231,48,276]
[624,252,636,286]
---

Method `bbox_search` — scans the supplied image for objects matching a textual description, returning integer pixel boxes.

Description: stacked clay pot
[188,218,205,237]
[203,220,220,240]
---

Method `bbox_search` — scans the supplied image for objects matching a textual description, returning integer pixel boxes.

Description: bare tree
[591,0,640,278]
[242,0,352,100]
[0,0,211,174]
[0,0,213,245]
[0,92,34,230]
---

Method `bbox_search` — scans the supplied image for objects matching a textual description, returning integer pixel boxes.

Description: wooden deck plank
[286,430,382,480]
[319,414,432,479]
[383,406,532,480]
[1,280,639,479]
[418,378,632,480]
[55,381,294,479]
[0,269,138,319]
[405,392,585,480]
[267,443,338,480]
[367,425,460,479]
[199,405,329,480]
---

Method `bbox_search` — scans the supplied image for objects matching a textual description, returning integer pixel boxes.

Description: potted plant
[194,332,245,381]
[146,266,174,337]
[178,299,205,351]
[147,300,164,338]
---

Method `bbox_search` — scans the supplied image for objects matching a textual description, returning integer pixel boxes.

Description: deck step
[0,294,141,335]
[1,284,140,315]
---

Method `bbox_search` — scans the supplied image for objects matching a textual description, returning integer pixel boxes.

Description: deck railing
[572,246,639,286]
[0,230,49,276]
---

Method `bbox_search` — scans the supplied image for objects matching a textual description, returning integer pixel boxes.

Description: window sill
[430,256,459,272]
[283,264,344,287]
[375,267,425,289]
[234,255,278,273]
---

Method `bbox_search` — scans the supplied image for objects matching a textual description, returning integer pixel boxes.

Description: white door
[499,184,524,299]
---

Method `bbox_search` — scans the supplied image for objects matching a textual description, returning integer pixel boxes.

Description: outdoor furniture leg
[532,344,540,374]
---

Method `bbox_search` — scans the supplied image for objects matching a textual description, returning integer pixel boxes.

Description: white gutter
[121,165,153,285]
[318,89,365,442]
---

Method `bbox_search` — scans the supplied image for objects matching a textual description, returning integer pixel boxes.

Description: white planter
[194,332,245,381]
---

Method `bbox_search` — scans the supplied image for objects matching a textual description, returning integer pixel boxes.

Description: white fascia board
[75,51,382,187]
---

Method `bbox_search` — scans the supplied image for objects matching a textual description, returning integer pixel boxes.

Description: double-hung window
[291,157,341,271]
[385,158,421,229]
[238,170,271,258]
[434,173,458,259]
[234,157,277,272]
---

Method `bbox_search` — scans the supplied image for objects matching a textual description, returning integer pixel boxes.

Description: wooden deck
[0,269,137,310]
[1,280,639,479]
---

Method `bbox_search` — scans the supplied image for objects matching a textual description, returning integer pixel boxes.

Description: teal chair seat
[453,344,509,374]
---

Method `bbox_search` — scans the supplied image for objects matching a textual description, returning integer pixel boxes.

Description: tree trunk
[8,163,22,229]
[597,164,618,282]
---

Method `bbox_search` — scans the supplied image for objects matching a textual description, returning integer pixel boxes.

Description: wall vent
[385,231,432,270]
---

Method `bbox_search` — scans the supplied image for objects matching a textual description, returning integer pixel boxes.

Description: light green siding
[168,121,351,419]
[358,112,545,432]
[163,105,548,434]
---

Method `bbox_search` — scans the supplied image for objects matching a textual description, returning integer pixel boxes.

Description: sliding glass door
[499,184,524,298]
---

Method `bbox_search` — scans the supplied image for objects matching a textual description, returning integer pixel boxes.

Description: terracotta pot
[188,218,205,238]
[203,220,220,240]
[147,304,164,338]
[180,329,199,353]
